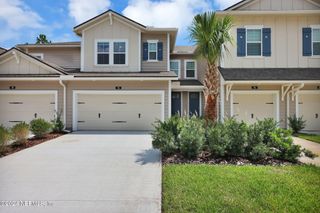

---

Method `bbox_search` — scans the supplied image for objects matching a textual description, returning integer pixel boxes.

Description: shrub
[302,148,318,159]
[179,116,206,159]
[30,118,52,138]
[224,118,248,157]
[270,128,301,162]
[0,125,11,151]
[152,116,181,155]
[51,111,64,133]
[288,115,306,134]
[206,122,229,157]
[11,122,29,144]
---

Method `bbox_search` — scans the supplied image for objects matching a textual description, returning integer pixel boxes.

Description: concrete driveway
[0,132,161,213]
[294,137,320,167]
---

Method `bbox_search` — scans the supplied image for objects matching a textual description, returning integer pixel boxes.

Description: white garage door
[75,92,163,131]
[0,92,57,127]
[298,93,320,131]
[232,92,278,124]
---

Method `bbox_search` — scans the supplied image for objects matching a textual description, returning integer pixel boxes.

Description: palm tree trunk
[203,64,220,122]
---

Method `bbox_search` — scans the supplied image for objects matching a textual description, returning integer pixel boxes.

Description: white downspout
[59,80,67,130]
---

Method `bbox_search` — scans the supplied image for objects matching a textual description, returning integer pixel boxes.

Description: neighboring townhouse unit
[217,0,320,131]
[0,10,204,131]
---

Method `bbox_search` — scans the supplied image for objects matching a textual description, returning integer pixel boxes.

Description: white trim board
[0,90,58,114]
[184,59,197,79]
[72,90,165,131]
[230,90,280,122]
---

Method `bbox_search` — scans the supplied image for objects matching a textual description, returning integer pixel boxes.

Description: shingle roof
[219,67,320,81]
[69,71,178,78]
[173,80,203,86]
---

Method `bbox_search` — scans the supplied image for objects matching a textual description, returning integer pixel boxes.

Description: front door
[171,92,181,116]
[189,92,200,116]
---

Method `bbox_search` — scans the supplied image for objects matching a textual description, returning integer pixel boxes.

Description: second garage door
[297,92,320,131]
[75,92,163,131]
[232,92,278,124]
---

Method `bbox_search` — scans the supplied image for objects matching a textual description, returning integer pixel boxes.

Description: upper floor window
[312,28,320,56]
[96,40,127,65]
[113,42,126,64]
[185,60,196,79]
[247,29,262,56]
[30,53,44,60]
[148,41,157,61]
[170,60,180,78]
[97,41,109,65]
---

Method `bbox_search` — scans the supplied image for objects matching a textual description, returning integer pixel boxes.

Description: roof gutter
[216,10,320,15]
[0,76,178,81]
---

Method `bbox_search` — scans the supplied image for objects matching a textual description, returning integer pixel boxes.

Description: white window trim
[147,40,158,62]
[311,26,320,57]
[170,60,181,78]
[245,25,263,57]
[30,53,44,60]
[184,59,197,80]
[94,39,128,66]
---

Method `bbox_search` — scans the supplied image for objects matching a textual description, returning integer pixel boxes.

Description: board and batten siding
[65,81,169,129]
[141,33,168,72]
[82,17,140,72]
[223,14,320,68]
[27,47,81,69]
[238,0,320,11]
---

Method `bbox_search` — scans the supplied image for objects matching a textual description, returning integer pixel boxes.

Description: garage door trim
[230,90,280,122]
[296,90,320,118]
[72,90,165,131]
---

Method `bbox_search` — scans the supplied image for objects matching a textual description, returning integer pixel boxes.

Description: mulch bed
[0,133,66,158]
[162,151,298,166]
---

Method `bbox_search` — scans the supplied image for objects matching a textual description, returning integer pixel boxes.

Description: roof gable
[73,10,146,35]
[0,48,67,76]
[225,0,320,11]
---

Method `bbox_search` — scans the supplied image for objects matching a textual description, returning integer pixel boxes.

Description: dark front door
[171,92,181,116]
[189,92,200,116]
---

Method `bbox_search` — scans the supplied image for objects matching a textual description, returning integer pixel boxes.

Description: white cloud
[214,0,242,10]
[0,0,43,30]
[122,0,211,43]
[68,0,111,24]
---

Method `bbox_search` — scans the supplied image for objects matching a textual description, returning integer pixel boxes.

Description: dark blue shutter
[157,42,163,61]
[143,42,148,61]
[302,28,312,56]
[237,28,246,57]
[262,28,271,56]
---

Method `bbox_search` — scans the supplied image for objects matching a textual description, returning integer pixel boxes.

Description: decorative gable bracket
[225,83,233,101]
[281,84,292,101]
[290,83,305,101]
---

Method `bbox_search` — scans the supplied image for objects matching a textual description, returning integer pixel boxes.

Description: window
[148,42,157,61]
[113,42,126,64]
[170,60,180,77]
[185,60,196,79]
[97,42,109,65]
[312,28,320,56]
[246,29,262,56]
[30,53,43,60]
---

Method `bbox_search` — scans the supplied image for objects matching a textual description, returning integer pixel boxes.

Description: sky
[0,0,241,49]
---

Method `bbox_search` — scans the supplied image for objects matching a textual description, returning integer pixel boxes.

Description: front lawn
[163,165,320,213]
[298,133,320,144]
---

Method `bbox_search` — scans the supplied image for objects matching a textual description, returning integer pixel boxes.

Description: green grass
[298,133,320,144]
[163,165,320,213]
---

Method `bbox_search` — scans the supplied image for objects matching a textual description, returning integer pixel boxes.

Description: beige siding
[239,0,320,11]
[0,54,54,75]
[170,55,207,82]
[141,33,168,72]
[65,81,169,129]
[0,81,64,121]
[83,17,140,72]
[27,47,80,68]
[223,14,320,68]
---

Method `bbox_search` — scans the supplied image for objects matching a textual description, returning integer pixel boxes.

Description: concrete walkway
[0,132,161,213]
[293,137,320,166]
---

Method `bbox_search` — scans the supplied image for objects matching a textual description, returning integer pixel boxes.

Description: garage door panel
[299,93,320,131]
[76,93,162,131]
[0,93,56,128]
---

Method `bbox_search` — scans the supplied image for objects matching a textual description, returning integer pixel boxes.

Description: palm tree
[189,12,233,121]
